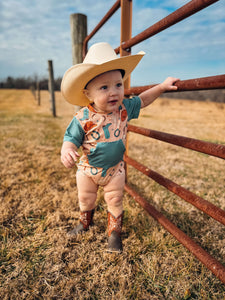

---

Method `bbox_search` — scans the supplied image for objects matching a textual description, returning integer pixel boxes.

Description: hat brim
[61,52,145,106]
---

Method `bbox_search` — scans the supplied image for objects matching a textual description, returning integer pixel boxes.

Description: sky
[0,0,225,85]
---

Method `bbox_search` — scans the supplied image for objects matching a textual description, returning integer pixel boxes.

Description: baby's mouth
[108,100,118,104]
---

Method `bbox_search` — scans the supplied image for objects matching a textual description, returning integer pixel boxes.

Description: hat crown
[61,42,145,106]
[83,42,118,65]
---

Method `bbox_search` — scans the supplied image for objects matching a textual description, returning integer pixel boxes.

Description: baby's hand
[61,148,80,168]
[160,77,180,92]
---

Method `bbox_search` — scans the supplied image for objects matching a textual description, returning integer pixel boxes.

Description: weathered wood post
[30,85,36,99]
[36,81,40,106]
[48,60,56,117]
[70,13,87,65]
[70,13,87,111]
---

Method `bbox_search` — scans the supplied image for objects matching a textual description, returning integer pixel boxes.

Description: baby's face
[84,70,124,113]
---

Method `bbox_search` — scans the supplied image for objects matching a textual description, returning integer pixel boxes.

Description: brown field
[0,89,225,299]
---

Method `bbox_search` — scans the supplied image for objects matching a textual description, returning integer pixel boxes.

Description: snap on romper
[63,96,141,186]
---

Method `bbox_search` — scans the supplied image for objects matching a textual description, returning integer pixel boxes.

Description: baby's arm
[61,141,80,168]
[139,77,179,108]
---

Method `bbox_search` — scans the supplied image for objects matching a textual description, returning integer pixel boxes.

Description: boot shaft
[107,211,123,237]
[80,209,95,229]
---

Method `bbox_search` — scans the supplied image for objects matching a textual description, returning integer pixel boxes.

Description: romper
[63,96,141,186]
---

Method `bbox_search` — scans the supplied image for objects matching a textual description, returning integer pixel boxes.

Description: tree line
[0,76,62,91]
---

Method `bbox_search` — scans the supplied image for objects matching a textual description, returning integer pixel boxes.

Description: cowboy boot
[107,211,124,253]
[67,209,95,237]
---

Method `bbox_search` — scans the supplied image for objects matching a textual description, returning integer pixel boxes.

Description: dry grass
[0,89,224,299]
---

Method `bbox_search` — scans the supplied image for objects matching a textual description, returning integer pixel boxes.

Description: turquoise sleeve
[63,117,85,148]
[123,96,141,121]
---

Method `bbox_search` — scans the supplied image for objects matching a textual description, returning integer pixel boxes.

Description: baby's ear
[83,89,92,102]
[83,89,89,98]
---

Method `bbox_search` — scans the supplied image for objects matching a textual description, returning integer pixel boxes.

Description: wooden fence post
[70,13,87,65]
[70,13,87,112]
[36,81,40,106]
[30,85,36,100]
[48,60,56,117]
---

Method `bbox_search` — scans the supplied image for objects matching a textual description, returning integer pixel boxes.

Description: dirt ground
[0,89,225,299]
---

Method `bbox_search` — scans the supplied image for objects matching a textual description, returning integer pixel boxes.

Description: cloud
[0,0,224,84]
[0,0,119,78]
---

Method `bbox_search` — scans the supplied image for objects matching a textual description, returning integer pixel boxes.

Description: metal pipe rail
[124,155,225,226]
[114,0,219,53]
[124,183,225,285]
[127,124,225,160]
[125,75,225,96]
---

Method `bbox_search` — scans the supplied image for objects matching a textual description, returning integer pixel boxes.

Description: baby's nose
[109,86,117,95]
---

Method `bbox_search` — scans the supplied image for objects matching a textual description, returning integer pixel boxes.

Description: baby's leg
[104,169,125,252]
[76,171,98,211]
[103,169,125,218]
[67,171,98,237]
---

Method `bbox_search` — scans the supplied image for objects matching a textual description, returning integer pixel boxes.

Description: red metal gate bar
[124,154,225,226]
[125,75,225,96]
[115,0,219,53]
[127,124,225,160]
[124,183,225,284]
[174,75,225,90]
[82,0,121,58]
[124,75,225,96]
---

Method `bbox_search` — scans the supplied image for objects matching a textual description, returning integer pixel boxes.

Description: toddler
[61,42,179,252]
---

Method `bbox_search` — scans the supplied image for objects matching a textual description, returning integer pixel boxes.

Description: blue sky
[0,0,224,85]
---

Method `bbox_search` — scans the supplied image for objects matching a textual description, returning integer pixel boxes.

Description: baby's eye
[100,85,108,90]
[116,83,123,88]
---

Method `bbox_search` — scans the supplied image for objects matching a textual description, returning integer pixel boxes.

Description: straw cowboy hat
[61,42,145,106]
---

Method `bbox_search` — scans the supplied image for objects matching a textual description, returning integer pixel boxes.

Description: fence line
[125,74,225,96]
[124,183,225,285]
[82,0,121,59]
[127,124,225,160]
[114,0,220,53]
[80,0,225,284]
[124,154,225,226]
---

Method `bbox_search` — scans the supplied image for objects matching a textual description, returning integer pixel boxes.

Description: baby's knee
[105,192,123,207]
[78,190,97,205]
